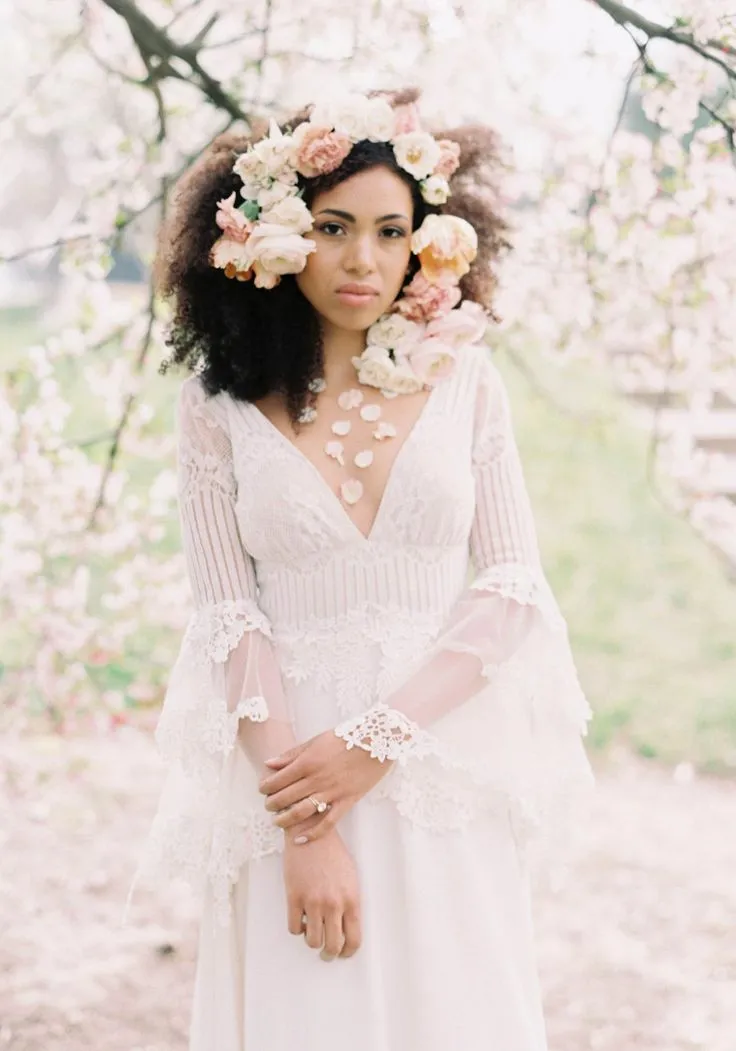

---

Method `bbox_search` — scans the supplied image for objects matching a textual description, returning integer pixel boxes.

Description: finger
[287,900,304,937]
[304,909,324,951]
[272,796,325,830]
[340,908,362,958]
[263,741,309,771]
[264,778,315,814]
[259,756,309,795]
[290,802,341,844]
[322,909,345,959]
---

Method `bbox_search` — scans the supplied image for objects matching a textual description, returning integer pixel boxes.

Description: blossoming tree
[1,0,734,729]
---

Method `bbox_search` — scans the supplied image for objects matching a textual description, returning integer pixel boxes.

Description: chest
[229,375,478,561]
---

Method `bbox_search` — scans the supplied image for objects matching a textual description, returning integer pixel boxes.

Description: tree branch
[99,0,251,122]
[589,0,736,84]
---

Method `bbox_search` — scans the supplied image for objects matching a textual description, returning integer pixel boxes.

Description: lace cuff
[334,702,438,764]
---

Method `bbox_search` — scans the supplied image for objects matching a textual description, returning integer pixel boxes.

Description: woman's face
[295,165,414,334]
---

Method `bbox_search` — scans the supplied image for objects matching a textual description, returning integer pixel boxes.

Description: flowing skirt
[189,794,549,1051]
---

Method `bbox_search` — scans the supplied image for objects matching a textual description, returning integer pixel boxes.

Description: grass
[499,348,736,775]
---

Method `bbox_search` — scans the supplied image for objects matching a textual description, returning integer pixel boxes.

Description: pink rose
[434,139,461,179]
[392,103,421,135]
[215,192,252,243]
[425,300,488,347]
[293,125,353,178]
[394,271,461,322]
[407,338,458,385]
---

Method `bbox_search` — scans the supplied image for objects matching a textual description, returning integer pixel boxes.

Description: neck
[319,321,367,385]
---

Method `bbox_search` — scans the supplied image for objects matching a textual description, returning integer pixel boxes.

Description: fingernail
[294,836,308,845]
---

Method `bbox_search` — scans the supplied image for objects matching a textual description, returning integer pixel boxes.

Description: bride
[132,86,594,1050]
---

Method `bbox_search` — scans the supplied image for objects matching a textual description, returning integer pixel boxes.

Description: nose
[344,232,377,276]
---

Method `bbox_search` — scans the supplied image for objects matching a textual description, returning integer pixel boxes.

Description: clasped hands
[258,730,391,843]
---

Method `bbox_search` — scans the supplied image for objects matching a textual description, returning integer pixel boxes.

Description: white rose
[260,194,313,234]
[246,223,316,275]
[251,262,281,289]
[392,132,442,181]
[363,97,398,142]
[233,151,269,191]
[331,95,373,141]
[309,100,337,129]
[256,180,293,211]
[367,314,422,354]
[420,175,451,205]
[352,347,425,393]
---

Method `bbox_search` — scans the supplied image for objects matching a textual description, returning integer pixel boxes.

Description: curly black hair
[156,88,510,428]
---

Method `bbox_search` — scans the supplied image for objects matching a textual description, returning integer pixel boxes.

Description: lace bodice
[131,344,594,927]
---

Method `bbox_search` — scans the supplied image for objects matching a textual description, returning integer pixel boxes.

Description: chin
[325,303,388,332]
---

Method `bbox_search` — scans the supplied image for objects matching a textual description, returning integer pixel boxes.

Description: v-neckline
[240,381,444,544]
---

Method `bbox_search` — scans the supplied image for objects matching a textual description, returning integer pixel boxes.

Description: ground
[1,733,734,1051]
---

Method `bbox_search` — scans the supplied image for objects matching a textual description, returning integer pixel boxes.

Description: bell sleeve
[334,351,594,844]
[131,377,294,924]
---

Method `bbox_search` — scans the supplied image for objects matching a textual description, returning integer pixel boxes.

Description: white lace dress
[135,344,594,1051]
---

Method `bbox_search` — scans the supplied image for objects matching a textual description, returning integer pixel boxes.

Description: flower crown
[210,92,487,393]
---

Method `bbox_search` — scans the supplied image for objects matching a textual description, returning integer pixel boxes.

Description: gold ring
[309,796,329,814]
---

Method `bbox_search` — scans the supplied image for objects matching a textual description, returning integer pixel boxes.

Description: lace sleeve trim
[334,701,439,764]
[470,563,565,630]
[155,597,273,774]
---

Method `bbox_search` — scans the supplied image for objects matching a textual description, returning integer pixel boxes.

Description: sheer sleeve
[334,351,594,844]
[130,377,294,925]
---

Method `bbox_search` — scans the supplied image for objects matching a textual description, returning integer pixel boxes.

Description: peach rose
[434,139,461,179]
[393,103,422,135]
[407,338,458,386]
[411,214,478,284]
[425,300,488,347]
[293,124,353,178]
[211,236,252,275]
[394,272,461,322]
[214,193,252,243]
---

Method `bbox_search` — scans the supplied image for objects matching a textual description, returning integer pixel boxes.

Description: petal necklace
[301,379,399,507]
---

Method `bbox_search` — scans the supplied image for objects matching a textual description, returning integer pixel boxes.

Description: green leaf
[239,199,260,221]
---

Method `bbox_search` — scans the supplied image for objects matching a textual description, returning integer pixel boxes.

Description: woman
[136,87,594,1050]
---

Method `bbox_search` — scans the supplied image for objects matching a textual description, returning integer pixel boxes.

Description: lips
[337,283,379,296]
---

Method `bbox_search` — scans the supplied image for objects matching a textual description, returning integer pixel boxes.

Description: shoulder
[456,342,508,415]
[178,374,232,432]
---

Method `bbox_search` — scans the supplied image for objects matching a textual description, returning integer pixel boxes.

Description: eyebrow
[315,208,410,223]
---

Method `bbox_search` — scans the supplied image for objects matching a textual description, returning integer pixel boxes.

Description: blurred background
[1,1,735,1049]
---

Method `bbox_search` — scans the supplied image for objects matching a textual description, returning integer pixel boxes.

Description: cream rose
[366,314,422,355]
[251,261,281,289]
[411,214,478,283]
[246,223,316,276]
[352,347,425,393]
[260,195,313,234]
[393,132,442,181]
[420,175,451,205]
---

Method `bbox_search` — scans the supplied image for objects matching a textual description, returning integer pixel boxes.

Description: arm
[333,351,578,758]
[259,351,593,847]
[134,378,296,924]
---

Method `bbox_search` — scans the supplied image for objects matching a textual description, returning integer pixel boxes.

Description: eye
[316,221,345,236]
[381,226,408,239]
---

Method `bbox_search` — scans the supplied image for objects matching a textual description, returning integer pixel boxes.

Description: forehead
[312,165,413,218]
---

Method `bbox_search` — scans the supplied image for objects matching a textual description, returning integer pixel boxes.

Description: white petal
[354,449,374,468]
[360,404,382,422]
[337,388,364,410]
[373,421,397,440]
[325,440,345,465]
[332,420,352,436]
[340,478,363,505]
